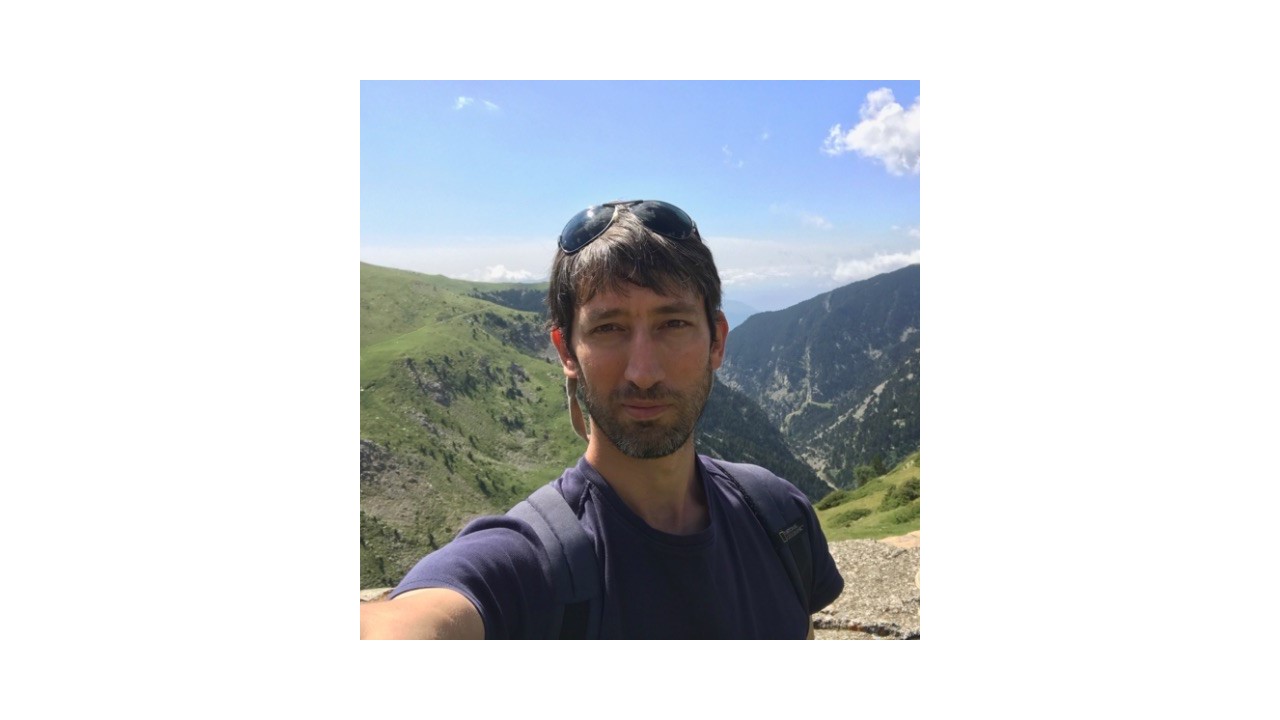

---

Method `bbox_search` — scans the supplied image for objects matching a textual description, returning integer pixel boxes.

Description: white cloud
[360,238,550,284]
[771,203,834,230]
[721,145,744,169]
[760,131,770,141]
[455,97,500,112]
[465,264,536,282]
[801,213,833,230]
[832,249,921,283]
[720,266,797,286]
[821,88,920,176]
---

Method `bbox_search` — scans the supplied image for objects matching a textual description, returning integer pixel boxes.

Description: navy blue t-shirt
[391,455,844,639]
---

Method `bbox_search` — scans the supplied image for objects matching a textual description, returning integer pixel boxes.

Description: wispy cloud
[455,96,500,112]
[464,264,536,282]
[832,249,920,282]
[800,213,833,230]
[360,238,549,284]
[760,131,770,141]
[721,145,744,169]
[710,235,919,309]
[771,203,834,230]
[822,88,920,176]
[720,266,796,286]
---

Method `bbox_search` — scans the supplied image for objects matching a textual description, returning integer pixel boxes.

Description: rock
[813,536,920,640]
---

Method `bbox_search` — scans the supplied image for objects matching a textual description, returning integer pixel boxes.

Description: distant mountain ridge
[718,265,920,485]
[721,299,760,331]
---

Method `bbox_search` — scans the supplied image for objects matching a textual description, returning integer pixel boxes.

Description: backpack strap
[707,459,814,613]
[507,461,815,637]
[507,484,600,639]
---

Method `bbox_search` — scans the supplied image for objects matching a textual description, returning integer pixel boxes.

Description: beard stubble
[578,361,714,460]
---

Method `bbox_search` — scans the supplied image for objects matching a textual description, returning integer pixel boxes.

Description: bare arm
[360,587,485,640]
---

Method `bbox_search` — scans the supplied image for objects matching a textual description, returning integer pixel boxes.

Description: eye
[663,319,693,329]
[591,323,624,334]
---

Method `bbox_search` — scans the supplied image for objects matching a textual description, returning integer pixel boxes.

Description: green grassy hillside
[814,451,920,541]
[360,263,581,588]
[361,262,548,348]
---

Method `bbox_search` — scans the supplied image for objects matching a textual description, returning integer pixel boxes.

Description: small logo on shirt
[778,523,804,543]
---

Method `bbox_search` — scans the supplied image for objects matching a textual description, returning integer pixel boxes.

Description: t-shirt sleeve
[801,499,845,613]
[388,515,557,639]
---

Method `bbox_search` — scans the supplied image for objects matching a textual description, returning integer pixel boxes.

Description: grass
[360,263,586,587]
[813,451,920,541]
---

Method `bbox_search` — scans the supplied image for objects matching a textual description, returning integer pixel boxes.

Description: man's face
[558,284,727,459]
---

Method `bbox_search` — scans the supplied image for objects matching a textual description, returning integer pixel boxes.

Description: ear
[710,311,729,370]
[550,328,579,379]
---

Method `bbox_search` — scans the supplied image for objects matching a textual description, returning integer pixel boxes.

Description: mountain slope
[360,264,581,587]
[697,379,829,500]
[814,452,920,542]
[718,265,920,485]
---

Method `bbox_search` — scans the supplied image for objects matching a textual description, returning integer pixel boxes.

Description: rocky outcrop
[812,534,920,640]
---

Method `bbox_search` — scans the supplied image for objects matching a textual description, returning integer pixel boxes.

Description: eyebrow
[583,301,701,325]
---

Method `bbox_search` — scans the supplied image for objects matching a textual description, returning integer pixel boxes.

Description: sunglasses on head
[558,200,698,254]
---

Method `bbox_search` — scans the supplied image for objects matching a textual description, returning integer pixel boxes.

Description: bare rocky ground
[813,531,920,640]
[361,530,920,640]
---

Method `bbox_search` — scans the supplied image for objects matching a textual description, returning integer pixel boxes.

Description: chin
[601,419,692,460]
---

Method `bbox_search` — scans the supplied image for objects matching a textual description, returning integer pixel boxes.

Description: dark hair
[546,208,722,347]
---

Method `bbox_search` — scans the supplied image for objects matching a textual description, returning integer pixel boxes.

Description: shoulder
[390,513,549,595]
[699,456,810,509]
[549,457,596,517]
[700,455,845,612]
[389,510,556,639]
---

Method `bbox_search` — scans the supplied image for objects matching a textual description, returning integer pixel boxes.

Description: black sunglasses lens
[559,200,696,253]
[559,206,615,253]
[631,201,696,240]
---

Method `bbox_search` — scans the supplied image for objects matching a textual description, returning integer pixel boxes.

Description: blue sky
[361,80,919,312]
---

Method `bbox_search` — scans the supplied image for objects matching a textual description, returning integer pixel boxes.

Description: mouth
[621,403,670,420]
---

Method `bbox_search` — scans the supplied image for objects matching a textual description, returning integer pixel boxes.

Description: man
[361,200,844,639]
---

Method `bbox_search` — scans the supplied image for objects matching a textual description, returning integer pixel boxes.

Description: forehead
[575,283,702,319]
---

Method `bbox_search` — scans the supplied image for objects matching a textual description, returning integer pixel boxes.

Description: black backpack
[506,457,815,639]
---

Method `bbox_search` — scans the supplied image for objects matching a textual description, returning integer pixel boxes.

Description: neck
[584,434,708,535]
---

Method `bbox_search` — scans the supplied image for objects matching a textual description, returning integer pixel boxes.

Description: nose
[623,330,665,390]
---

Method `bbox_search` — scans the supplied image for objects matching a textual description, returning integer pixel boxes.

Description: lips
[622,403,670,420]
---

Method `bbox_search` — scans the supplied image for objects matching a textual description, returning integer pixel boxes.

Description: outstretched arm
[360,587,484,640]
